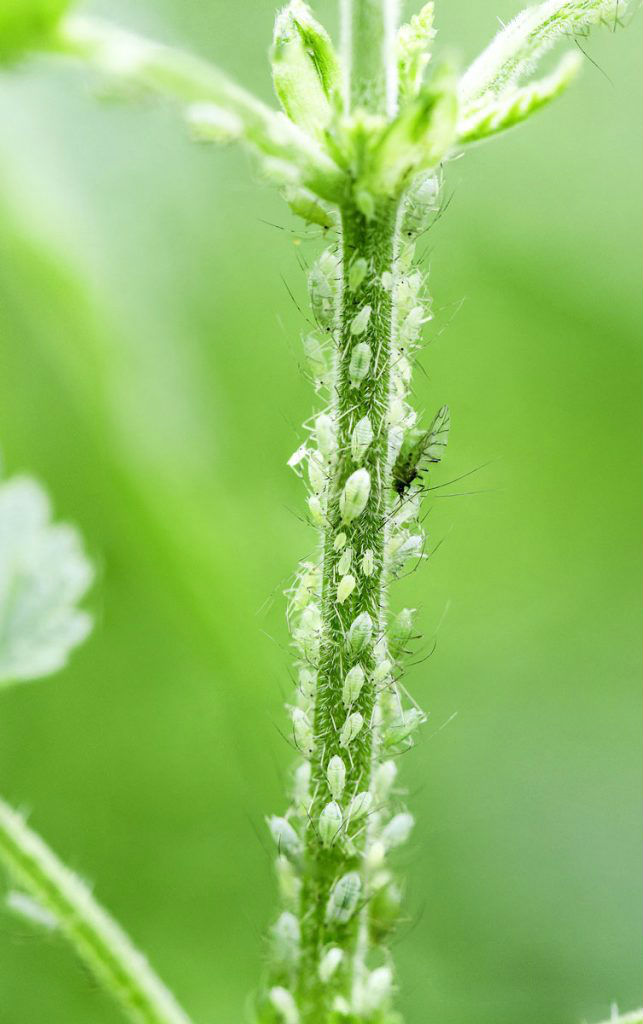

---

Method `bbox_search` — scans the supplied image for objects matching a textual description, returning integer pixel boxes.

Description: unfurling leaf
[271,0,340,140]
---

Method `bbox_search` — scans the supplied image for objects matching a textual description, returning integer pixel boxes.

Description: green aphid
[391,404,449,496]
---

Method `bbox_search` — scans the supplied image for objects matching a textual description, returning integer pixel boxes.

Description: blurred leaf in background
[0,2,640,1023]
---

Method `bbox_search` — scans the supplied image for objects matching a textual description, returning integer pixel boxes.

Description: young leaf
[459,0,630,106]
[0,472,93,686]
[458,50,583,143]
[271,0,340,140]
[397,2,436,105]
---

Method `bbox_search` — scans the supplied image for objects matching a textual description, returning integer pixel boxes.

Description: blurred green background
[0,2,640,1022]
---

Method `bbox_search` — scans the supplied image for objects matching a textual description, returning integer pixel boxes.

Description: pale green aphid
[337,546,353,574]
[348,791,373,821]
[0,3,636,1024]
[348,257,368,292]
[326,755,346,800]
[361,548,375,576]
[347,611,373,654]
[350,415,374,462]
[348,340,372,387]
[340,711,364,748]
[268,817,302,858]
[333,531,347,551]
[381,812,415,849]
[342,663,365,708]
[269,986,299,1024]
[325,872,362,925]
[350,305,372,336]
[318,946,344,983]
[336,573,356,604]
[319,800,343,846]
[339,467,371,523]
[271,912,301,967]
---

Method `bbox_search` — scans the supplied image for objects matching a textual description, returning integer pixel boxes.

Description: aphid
[361,548,375,576]
[336,574,356,604]
[293,760,311,811]
[297,667,316,704]
[385,707,423,748]
[372,659,392,686]
[391,404,450,497]
[348,341,372,387]
[347,611,373,654]
[381,812,414,849]
[325,871,361,924]
[326,755,346,800]
[307,450,326,495]
[350,416,373,463]
[309,249,340,331]
[268,816,302,858]
[360,966,393,1014]
[341,663,364,708]
[268,986,299,1024]
[333,531,347,551]
[373,760,397,801]
[340,468,371,523]
[295,603,322,663]
[307,493,324,526]
[292,707,314,755]
[319,801,343,847]
[347,791,372,822]
[340,710,364,748]
[314,413,336,458]
[318,947,343,983]
[302,332,328,386]
[386,532,425,574]
[380,271,393,291]
[337,547,352,575]
[350,305,372,336]
[348,257,368,292]
[271,911,300,967]
[275,854,301,908]
[284,185,334,230]
[401,171,441,238]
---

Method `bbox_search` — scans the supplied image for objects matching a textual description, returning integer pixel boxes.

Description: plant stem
[0,797,194,1024]
[298,198,400,1020]
[340,0,399,115]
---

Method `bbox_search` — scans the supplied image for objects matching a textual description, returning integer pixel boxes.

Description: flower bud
[340,468,371,523]
[325,871,361,924]
[342,664,365,709]
[271,0,339,140]
[339,711,364,748]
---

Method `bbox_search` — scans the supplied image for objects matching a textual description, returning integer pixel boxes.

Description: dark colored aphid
[392,404,450,496]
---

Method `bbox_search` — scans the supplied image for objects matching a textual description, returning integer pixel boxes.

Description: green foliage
[0,0,70,62]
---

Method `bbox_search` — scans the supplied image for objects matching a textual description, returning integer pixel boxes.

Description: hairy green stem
[340,0,399,115]
[0,797,194,1024]
[298,199,400,1020]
